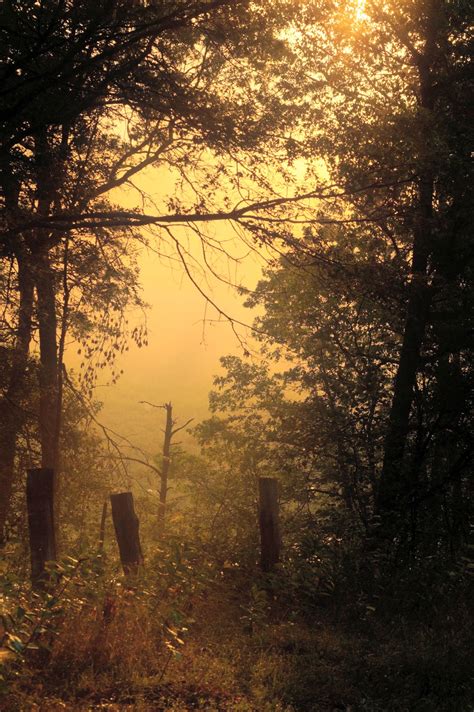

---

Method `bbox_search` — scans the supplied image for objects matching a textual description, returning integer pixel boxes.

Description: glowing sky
[96,221,263,455]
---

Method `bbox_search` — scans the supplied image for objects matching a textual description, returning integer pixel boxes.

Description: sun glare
[354,0,368,22]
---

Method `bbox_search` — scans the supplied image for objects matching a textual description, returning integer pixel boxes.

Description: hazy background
[65,158,277,457]
[71,146,309,458]
[77,151,267,456]
[99,243,262,454]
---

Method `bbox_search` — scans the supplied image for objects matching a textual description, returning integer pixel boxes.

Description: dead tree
[258,477,281,572]
[26,468,57,587]
[159,402,173,531]
[140,401,193,534]
[110,492,143,575]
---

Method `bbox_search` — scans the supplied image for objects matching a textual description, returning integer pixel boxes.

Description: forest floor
[2,571,472,712]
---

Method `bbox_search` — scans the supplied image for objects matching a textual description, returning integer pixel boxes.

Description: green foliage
[0,540,218,705]
[1,374,113,551]
[0,0,473,708]
[240,584,273,634]
[0,555,91,694]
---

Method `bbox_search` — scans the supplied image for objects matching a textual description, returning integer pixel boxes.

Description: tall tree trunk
[35,249,62,553]
[376,176,433,519]
[32,128,65,550]
[375,24,437,531]
[0,254,34,544]
[428,179,472,553]
[35,251,58,472]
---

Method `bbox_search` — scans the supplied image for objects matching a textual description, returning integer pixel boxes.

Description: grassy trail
[2,573,472,711]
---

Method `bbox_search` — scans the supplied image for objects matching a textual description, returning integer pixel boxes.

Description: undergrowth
[0,542,472,711]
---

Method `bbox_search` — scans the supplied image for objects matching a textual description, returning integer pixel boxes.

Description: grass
[1,563,473,711]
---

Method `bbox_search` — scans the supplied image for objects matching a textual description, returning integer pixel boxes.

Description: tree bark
[35,250,58,472]
[375,25,437,531]
[376,176,433,519]
[0,254,34,544]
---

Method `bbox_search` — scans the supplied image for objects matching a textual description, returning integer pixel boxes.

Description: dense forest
[0,1,472,710]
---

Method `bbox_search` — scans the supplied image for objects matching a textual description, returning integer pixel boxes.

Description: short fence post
[258,477,281,572]
[26,468,57,587]
[110,492,143,575]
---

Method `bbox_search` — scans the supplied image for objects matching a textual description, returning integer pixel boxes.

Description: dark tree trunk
[32,127,60,474]
[35,251,58,472]
[376,176,433,519]
[375,30,437,532]
[0,254,34,544]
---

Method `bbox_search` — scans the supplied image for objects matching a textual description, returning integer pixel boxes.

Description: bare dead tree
[140,401,193,533]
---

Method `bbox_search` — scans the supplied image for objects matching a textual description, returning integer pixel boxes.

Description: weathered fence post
[258,477,281,572]
[110,492,143,575]
[26,467,57,587]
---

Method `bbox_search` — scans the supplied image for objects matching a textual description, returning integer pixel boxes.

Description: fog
[95,232,263,454]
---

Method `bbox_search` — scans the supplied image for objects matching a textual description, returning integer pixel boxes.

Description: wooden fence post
[258,477,281,572]
[110,492,143,575]
[26,468,57,587]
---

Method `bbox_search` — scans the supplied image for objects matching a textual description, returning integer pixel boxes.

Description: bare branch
[171,418,195,436]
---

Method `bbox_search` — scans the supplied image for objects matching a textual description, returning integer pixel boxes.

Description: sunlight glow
[355,0,367,21]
